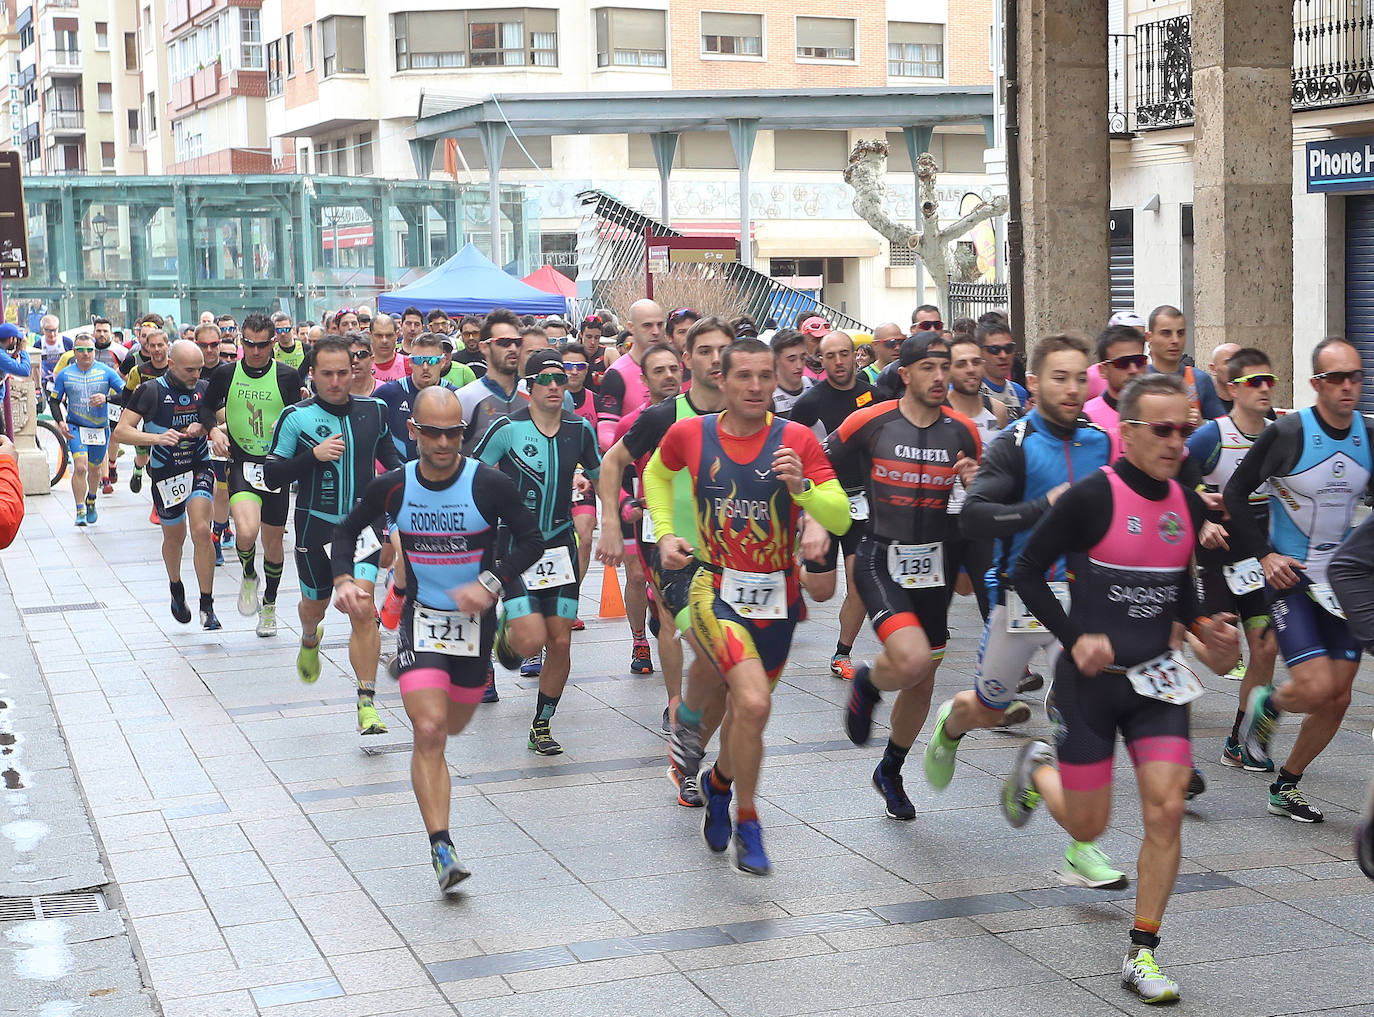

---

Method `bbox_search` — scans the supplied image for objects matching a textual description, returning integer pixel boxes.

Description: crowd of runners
[18,298,1374,1006]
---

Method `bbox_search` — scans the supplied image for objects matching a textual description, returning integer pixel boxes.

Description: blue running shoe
[520,650,544,676]
[701,766,733,853]
[731,819,771,876]
[872,764,916,820]
[84,497,97,525]
[844,665,881,745]
[431,840,471,893]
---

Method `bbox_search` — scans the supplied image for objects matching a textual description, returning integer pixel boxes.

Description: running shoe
[481,669,499,703]
[431,840,471,893]
[1017,670,1044,693]
[844,665,881,745]
[1357,780,1374,880]
[999,700,1033,727]
[213,537,224,567]
[1060,840,1128,890]
[1269,783,1324,823]
[872,765,916,820]
[1238,685,1279,769]
[200,608,222,631]
[379,580,403,630]
[1122,947,1179,1004]
[1220,735,1274,772]
[669,717,705,780]
[222,522,233,544]
[297,624,323,683]
[661,706,671,735]
[170,594,191,624]
[700,766,733,853]
[256,602,277,638]
[385,653,401,680]
[731,819,771,876]
[923,698,958,790]
[1224,660,1247,681]
[357,700,387,735]
[571,617,586,631]
[520,651,544,677]
[237,573,259,617]
[1002,740,1053,828]
[84,497,97,524]
[101,478,113,495]
[148,507,159,525]
[631,639,654,675]
[1186,767,1207,800]
[74,506,86,527]
[830,653,856,681]
[528,720,562,755]
[676,771,705,808]
[129,470,143,494]
[493,614,521,671]
[108,464,117,484]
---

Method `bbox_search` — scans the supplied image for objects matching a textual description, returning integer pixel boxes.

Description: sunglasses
[1103,353,1148,370]
[242,338,273,349]
[528,371,568,387]
[408,354,443,367]
[349,350,373,361]
[274,327,291,335]
[219,351,238,361]
[1231,372,1277,389]
[915,319,944,332]
[489,337,520,349]
[411,421,464,439]
[1125,419,1197,439]
[196,341,219,350]
[562,362,588,372]
[74,347,95,354]
[1314,369,1363,386]
[982,342,1016,356]
[880,338,901,349]
[220,325,237,333]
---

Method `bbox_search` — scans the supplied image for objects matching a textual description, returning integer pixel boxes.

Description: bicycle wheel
[35,420,68,486]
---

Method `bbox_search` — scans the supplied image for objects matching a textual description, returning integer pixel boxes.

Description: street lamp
[91,211,108,278]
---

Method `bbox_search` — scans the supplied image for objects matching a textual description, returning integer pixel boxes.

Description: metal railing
[949,283,1008,323]
[1108,32,1134,135]
[43,108,83,132]
[1134,15,1193,129]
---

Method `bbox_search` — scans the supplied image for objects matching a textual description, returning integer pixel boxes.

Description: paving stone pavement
[3,482,1374,1016]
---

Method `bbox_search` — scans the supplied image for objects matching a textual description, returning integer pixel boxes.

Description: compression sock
[880,739,910,777]
[1130,917,1161,951]
[263,560,283,604]
[835,641,853,657]
[630,627,647,643]
[212,521,227,541]
[676,702,703,728]
[237,545,257,579]
[428,829,453,848]
[534,692,559,724]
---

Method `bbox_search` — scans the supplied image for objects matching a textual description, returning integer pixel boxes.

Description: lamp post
[91,211,108,278]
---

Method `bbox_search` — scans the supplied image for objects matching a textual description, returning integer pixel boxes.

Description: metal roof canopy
[410,87,996,269]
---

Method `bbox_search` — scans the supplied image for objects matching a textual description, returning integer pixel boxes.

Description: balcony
[44,108,83,133]
[42,49,81,73]
[1125,1,1374,132]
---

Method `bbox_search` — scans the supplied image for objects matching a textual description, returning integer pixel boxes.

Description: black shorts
[227,458,290,528]
[502,532,581,621]
[210,457,229,483]
[943,532,993,619]
[295,511,382,601]
[1196,563,1269,628]
[805,519,866,573]
[851,536,950,654]
[395,599,496,699]
[1270,580,1361,668]
[150,463,216,526]
[644,543,700,618]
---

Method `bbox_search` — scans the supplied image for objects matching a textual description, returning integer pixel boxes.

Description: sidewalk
[3,481,1374,1017]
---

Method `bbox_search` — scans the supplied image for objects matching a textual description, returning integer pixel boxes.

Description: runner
[50,317,128,493]
[456,309,524,456]
[264,335,404,738]
[1228,336,1372,823]
[347,333,379,397]
[369,314,409,384]
[49,334,125,526]
[271,311,306,372]
[1145,305,1225,424]
[474,349,600,755]
[562,342,599,615]
[1083,324,1148,460]
[923,332,1125,883]
[769,329,813,417]
[644,336,848,874]
[121,327,171,497]
[824,334,980,821]
[1185,346,1280,762]
[1003,372,1239,1005]
[201,312,306,638]
[111,339,222,628]
[332,386,545,892]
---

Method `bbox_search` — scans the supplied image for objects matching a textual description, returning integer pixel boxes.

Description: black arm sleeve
[1177,451,1205,492]
[1330,513,1374,650]
[1176,488,1207,626]
[332,470,404,580]
[1222,420,1296,561]
[1011,472,1114,650]
[622,401,672,461]
[787,387,821,430]
[594,368,627,419]
[961,429,1045,537]
[472,465,544,582]
[198,363,234,428]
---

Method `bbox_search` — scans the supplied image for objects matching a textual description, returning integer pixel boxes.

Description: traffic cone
[598,563,626,619]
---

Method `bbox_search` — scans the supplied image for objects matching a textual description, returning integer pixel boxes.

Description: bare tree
[844,139,1008,319]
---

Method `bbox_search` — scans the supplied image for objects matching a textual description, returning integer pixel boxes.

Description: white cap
[1109,310,1147,329]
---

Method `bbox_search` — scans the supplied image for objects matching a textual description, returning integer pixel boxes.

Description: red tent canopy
[522,264,577,299]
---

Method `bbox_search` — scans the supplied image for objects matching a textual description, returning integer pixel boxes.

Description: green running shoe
[297,624,323,683]
[1224,660,1247,681]
[1060,840,1128,889]
[493,612,521,671]
[528,719,563,755]
[1121,947,1179,1004]
[431,841,471,893]
[1002,739,1052,828]
[923,699,958,790]
[237,573,259,616]
[357,700,387,735]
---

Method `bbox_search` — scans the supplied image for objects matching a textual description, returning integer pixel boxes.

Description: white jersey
[947,396,1001,515]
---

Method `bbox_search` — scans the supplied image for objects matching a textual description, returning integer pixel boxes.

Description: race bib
[848,493,870,521]
[1223,557,1264,597]
[155,471,193,508]
[1309,582,1347,619]
[887,542,945,589]
[1125,650,1205,706]
[78,425,107,447]
[352,526,382,563]
[522,545,576,590]
[412,605,480,657]
[243,461,277,493]
[1006,582,1070,633]
[720,568,786,619]
[640,508,656,545]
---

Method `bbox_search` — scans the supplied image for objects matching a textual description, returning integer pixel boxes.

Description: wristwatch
[477,570,502,595]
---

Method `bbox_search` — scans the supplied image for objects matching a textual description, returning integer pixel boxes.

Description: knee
[546,629,572,656]
[731,688,771,730]
[189,518,212,543]
[1328,683,1353,715]
[886,643,933,684]
[1142,794,1185,836]
[508,617,544,657]
[805,573,837,603]
[412,717,446,753]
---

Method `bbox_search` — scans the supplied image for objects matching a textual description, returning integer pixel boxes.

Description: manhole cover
[0,891,106,922]
[21,602,105,615]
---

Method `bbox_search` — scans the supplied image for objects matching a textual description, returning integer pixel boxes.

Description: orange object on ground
[598,563,626,618]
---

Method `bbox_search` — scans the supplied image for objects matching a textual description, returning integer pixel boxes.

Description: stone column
[1192,0,1294,400]
[9,376,51,495]
[1015,0,1110,342]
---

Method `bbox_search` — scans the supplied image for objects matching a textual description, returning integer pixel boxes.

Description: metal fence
[1135,15,1194,130]
[948,283,1009,324]
[1108,32,1135,135]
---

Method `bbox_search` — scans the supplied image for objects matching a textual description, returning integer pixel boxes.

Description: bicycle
[34,410,68,487]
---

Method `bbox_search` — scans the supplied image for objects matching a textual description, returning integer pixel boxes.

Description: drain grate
[22,602,105,615]
[0,891,106,922]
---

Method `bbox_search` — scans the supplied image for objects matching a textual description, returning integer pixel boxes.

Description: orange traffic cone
[598,563,626,619]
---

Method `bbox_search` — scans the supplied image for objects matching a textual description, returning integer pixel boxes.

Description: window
[97,82,112,112]
[146,91,157,134]
[285,31,295,76]
[18,25,32,50]
[95,22,109,50]
[594,8,666,68]
[128,109,142,147]
[393,12,467,70]
[796,16,854,60]
[701,12,762,57]
[888,22,943,77]
[240,9,263,69]
[101,141,115,170]
[358,131,373,174]
[266,39,282,96]
[468,9,557,67]
[304,24,314,70]
[142,5,152,49]
[124,32,138,70]
[321,16,365,76]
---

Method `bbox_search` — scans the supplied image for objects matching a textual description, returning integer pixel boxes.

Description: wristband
[478,570,502,595]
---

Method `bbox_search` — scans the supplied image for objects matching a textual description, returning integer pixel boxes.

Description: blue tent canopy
[377,243,569,317]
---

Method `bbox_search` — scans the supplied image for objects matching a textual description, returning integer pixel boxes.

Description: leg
[186,498,216,597]
[838,573,866,649]
[1272,655,1348,715]
[946,613,1044,738]
[345,578,381,695]
[231,497,263,557]
[537,617,575,702]
[1283,661,1358,774]
[869,625,936,694]
[657,602,684,705]
[404,685,454,834]
[574,511,594,580]
[69,453,87,509]
[259,523,286,603]
[721,660,772,815]
[161,518,188,583]
[298,595,328,640]
[623,554,649,635]
[1133,761,1190,926]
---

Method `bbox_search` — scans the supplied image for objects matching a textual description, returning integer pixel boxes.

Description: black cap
[898,334,950,366]
[525,349,564,376]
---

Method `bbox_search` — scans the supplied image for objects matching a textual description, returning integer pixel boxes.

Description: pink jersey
[372,354,409,384]
[1083,395,1122,461]
[596,351,650,449]
[1086,361,1107,400]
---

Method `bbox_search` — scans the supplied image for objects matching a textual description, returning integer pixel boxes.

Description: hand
[772,446,805,495]
[89,392,106,407]
[57,421,70,441]
[1187,405,1202,428]
[332,579,369,616]
[313,434,345,462]
[1203,612,1241,659]
[156,429,184,447]
[0,435,15,463]
[1199,520,1229,550]
[1071,633,1115,677]
[183,422,205,439]
[596,529,626,567]
[572,473,592,497]
[452,580,497,615]
[801,515,832,564]
[210,428,229,459]
[659,534,693,571]
[1046,481,1070,505]
[1200,490,1228,516]
[954,450,977,487]
[620,498,643,524]
[1261,551,1304,590]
